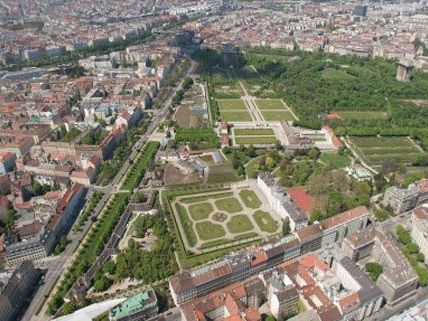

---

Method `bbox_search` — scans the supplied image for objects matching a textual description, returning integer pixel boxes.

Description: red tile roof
[321,206,368,230]
[322,125,342,148]
[288,187,314,215]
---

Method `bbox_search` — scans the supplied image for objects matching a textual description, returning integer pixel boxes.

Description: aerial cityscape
[0,0,428,321]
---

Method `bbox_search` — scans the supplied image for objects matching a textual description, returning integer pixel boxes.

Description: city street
[22,59,197,321]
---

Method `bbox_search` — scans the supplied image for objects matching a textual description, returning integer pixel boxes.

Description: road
[366,286,428,321]
[114,59,197,191]
[22,190,111,321]
[22,59,197,321]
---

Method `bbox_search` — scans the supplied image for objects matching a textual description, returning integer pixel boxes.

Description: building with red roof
[287,187,314,216]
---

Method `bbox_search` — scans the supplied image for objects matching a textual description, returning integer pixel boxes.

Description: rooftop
[109,289,157,320]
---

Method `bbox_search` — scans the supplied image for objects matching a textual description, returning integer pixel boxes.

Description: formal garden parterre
[166,184,282,259]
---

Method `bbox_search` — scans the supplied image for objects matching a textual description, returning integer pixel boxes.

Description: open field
[335,111,388,121]
[217,99,247,111]
[168,185,281,255]
[207,164,240,183]
[220,110,253,122]
[320,152,352,169]
[322,68,355,81]
[349,136,424,167]
[209,68,243,98]
[234,128,275,136]
[261,110,296,122]
[235,136,277,145]
[255,99,286,110]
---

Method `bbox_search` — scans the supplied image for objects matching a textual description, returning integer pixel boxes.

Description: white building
[411,206,428,265]
[257,172,308,231]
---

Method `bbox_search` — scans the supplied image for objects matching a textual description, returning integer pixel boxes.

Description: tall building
[396,60,413,82]
[353,4,368,16]
[0,261,40,321]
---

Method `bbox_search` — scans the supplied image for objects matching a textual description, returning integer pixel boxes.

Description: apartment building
[296,206,370,254]
[267,271,299,320]
[410,206,428,265]
[170,235,300,305]
[1,184,86,267]
[0,152,16,175]
[342,226,419,305]
[280,249,384,321]
[180,282,261,321]
[383,186,420,214]
[383,179,428,214]
[170,206,370,306]
[0,261,40,321]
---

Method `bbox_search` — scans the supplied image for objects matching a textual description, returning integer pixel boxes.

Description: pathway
[238,80,264,123]
[343,136,379,176]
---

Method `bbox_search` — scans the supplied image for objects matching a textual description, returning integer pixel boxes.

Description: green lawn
[181,192,234,204]
[175,203,197,247]
[227,215,254,234]
[253,210,278,233]
[336,111,387,121]
[261,110,295,121]
[207,165,240,183]
[221,111,253,122]
[320,153,351,169]
[239,189,262,209]
[217,99,247,110]
[322,68,355,81]
[188,202,214,221]
[195,222,226,240]
[255,99,285,110]
[214,197,243,214]
[235,136,277,145]
[234,128,275,136]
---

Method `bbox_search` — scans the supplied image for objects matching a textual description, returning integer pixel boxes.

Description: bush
[365,262,383,281]
[396,225,411,244]
[373,208,389,222]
